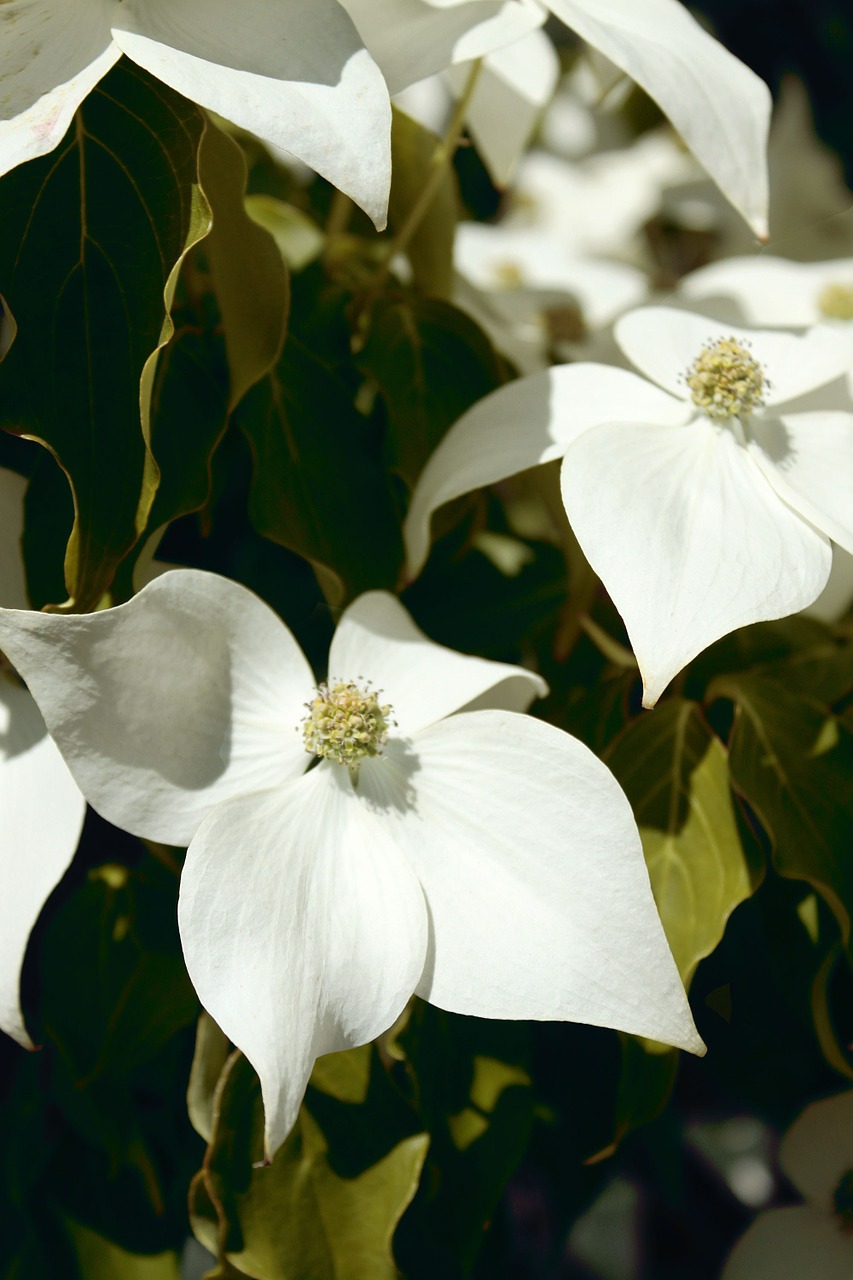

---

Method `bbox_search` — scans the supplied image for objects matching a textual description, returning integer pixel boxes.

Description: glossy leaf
[714,674,853,956]
[358,296,508,488]
[65,1220,180,1280]
[0,62,208,609]
[190,1048,428,1279]
[606,699,757,988]
[236,335,403,597]
[389,109,456,300]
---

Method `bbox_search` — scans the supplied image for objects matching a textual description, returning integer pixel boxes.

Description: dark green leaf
[0,61,208,608]
[358,295,508,487]
[388,110,457,299]
[606,700,758,988]
[714,673,853,955]
[236,335,403,598]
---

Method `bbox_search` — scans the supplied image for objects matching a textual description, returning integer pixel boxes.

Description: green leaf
[388,110,457,299]
[713,673,853,955]
[395,1006,534,1274]
[0,61,209,609]
[606,700,757,989]
[190,1049,428,1280]
[236,335,403,597]
[200,124,289,411]
[246,195,326,272]
[358,295,508,488]
[65,1220,180,1280]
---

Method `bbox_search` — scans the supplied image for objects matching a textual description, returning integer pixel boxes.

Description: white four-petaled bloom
[404,307,853,707]
[0,569,703,1159]
[722,1091,853,1280]
[0,468,85,1050]
[0,0,392,226]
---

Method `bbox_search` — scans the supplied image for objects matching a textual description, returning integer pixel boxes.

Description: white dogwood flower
[0,0,392,226]
[0,569,703,1158]
[0,468,85,1049]
[404,308,853,706]
[680,254,853,329]
[722,1091,853,1280]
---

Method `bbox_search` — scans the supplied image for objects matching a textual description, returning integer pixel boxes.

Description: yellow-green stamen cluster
[818,281,853,321]
[301,680,393,768]
[685,336,766,419]
[834,1169,853,1232]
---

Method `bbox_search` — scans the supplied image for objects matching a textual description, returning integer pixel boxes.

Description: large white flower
[0,569,703,1158]
[344,0,771,236]
[404,308,853,706]
[0,468,85,1049]
[722,1091,853,1280]
[679,254,853,330]
[0,0,392,226]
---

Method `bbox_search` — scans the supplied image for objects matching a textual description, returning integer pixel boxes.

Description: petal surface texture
[329,591,547,735]
[746,412,853,555]
[0,682,85,1047]
[0,570,315,846]
[545,0,771,236]
[112,0,392,227]
[721,1206,853,1280]
[403,363,688,577]
[0,1,118,177]
[358,711,703,1053]
[560,417,832,707]
[342,0,544,95]
[178,765,428,1159]
[615,307,853,407]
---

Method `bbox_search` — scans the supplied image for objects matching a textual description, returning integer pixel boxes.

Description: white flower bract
[0,0,393,227]
[0,568,704,1158]
[0,467,85,1050]
[404,307,853,706]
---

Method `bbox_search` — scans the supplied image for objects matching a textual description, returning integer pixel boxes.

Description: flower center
[833,1168,853,1233]
[818,282,853,321]
[301,680,394,768]
[493,260,525,287]
[685,336,766,419]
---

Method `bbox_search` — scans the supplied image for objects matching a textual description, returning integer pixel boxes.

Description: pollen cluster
[301,680,393,768]
[818,281,853,321]
[685,336,766,420]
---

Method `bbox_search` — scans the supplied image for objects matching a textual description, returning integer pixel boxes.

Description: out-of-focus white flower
[0,0,392,226]
[347,0,772,236]
[453,221,648,371]
[0,569,704,1159]
[722,1091,853,1280]
[0,468,85,1049]
[404,308,853,705]
[680,255,853,329]
[505,137,700,259]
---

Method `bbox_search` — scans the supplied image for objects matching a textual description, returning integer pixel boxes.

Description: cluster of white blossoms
[0,564,703,1158]
[3,0,849,1173]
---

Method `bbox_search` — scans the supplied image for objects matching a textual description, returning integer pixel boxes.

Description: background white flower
[404,308,853,705]
[722,1090,853,1280]
[0,569,703,1158]
[0,467,85,1050]
[0,0,392,226]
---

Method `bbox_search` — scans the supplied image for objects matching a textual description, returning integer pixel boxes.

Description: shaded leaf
[65,1220,180,1280]
[388,110,457,300]
[201,124,289,411]
[606,699,757,989]
[713,674,853,955]
[0,62,208,609]
[236,335,403,597]
[358,295,508,487]
[190,1048,427,1280]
